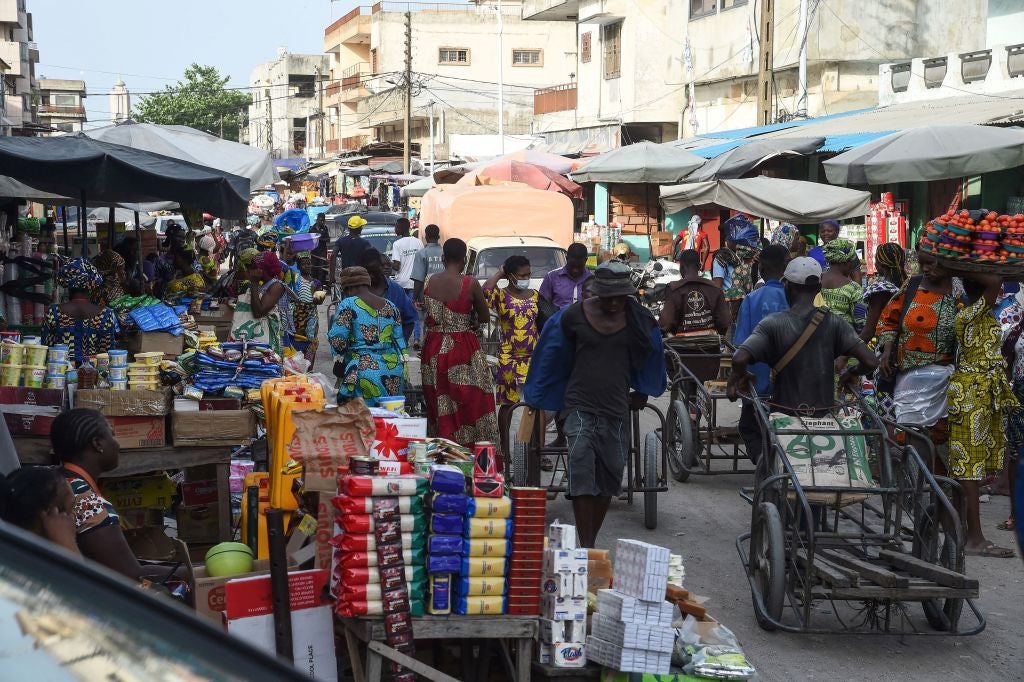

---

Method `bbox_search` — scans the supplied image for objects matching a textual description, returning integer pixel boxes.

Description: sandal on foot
[965,542,1015,558]
[996,519,1016,531]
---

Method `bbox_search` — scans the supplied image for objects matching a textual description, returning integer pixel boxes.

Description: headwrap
[165,221,186,239]
[247,215,261,226]
[823,238,859,265]
[724,215,759,249]
[256,232,278,250]
[238,248,259,271]
[295,251,312,261]
[820,219,841,232]
[770,223,799,249]
[253,250,283,280]
[591,260,636,298]
[198,235,217,253]
[57,257,103,291]
[339,266,372,289]
[874,242,907,287]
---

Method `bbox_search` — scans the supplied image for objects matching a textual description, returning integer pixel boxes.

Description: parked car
[323,210,402,241]
[0,521,305,681]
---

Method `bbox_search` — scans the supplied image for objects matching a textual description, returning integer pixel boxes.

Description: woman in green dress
[328,266,406,406]
[821,238,866,332]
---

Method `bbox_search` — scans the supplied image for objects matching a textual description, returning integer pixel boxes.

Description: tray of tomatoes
[924,210,1024,276]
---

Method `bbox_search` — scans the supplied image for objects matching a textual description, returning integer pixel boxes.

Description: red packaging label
[377,542,404,567]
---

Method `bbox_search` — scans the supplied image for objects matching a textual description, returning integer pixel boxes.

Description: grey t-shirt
[411,243,444,284]
[739,308,862,411]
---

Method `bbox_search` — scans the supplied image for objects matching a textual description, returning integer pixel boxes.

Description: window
[581,32,591,63]
[602,22,621,79]
[370,48,378,74]
[438,48,470,65]
[512,49,542,66]
[289,74,316,98]
[720,0,747,9]
[690,0,716,17]
[53,93,77,107]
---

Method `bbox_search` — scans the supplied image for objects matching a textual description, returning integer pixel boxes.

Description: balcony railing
[325,6,370,36]
[342,63,370,91]
[342,134,372,151]
[534,83,577,115]
[326,81,342,97]
[39,104,85,116]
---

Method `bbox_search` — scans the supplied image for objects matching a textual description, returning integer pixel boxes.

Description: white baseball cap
[782,257,822,285]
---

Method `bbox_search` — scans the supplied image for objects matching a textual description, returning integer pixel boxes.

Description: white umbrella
[660,177,871,223]
[823,124,1024,185]
[401,175,435,197]
[570,141,705,184]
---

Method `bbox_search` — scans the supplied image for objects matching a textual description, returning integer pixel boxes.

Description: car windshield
[365,233,399,258]
[472,246,567,280]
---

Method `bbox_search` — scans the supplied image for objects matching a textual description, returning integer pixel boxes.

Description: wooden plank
[820,549,909,588]
[366,641,461,682]
[877,549,978,590]
[349,615,539,642]
[829,584,977,600]
[15,440,233,478]
[795,549,857,588]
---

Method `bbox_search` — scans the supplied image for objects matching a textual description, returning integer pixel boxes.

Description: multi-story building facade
[524,0,999,147]
[248,49,331,159]
[37,78,86,134]
[0,0,39,135]
[323,1,576,162]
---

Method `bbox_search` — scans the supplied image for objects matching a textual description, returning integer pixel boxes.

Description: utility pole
[427,100,435,172]
[796,0,809,117]
[316,64,325,158]
[496,1,504,154]
[265,87,273,156]
[403,10,412,174]
[756,0,775,126]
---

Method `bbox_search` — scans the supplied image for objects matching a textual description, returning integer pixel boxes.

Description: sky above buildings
[31,0,351,127]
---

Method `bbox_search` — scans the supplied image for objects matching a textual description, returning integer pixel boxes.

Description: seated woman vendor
[42,258,119,365]
[52,408,181,581]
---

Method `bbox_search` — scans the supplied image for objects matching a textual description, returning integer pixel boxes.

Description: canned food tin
[350,456,380,476]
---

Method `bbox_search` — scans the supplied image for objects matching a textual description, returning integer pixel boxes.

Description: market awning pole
[133,210,143,280]
[266,508,293,662]
[108,206,115,250]
[60,208,69,254]
[79,191,88,258]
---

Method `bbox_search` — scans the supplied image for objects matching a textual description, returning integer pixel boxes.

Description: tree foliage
[134,64,251,141]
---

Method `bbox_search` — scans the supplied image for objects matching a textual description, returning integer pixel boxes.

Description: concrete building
[109,77,130,123]
[0,0,40,134]
[323,1,577,162]
[37,78,86,134]
[524,0,690,152]
[524,0,1008,147]
[248,48,331,160]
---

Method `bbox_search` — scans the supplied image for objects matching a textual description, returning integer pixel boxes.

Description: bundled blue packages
[129,302,183,335]
[429,465,466,494]
[430,513,464,535]
[426,553,462,575]
[428,493,469,515]
[427,534,464,556]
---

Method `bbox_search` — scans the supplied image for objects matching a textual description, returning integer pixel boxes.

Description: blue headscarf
[724,215,759,249]
[57,257,104,291]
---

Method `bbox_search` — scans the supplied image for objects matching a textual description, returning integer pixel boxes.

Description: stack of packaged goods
[456,443,511,615]
[425,464,468,615]
[507,486,546,615]
[330,472,427,619]
[587,540,674,674]
[539,522,589,668]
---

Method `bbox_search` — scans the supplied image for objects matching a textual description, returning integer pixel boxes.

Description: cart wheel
[917,506,965,631]
[750,502,785,630]
[666,400,698,482]
[643,432,660,530]
[510,440,529,488]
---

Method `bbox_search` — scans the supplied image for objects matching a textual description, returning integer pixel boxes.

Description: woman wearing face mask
[484,255,541,455]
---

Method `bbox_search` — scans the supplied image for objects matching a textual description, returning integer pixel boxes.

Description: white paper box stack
[613,539,670,602]
[595,589,675,626]
[591,613,674,653]
[585,635,672,674]
[539,521,589,667]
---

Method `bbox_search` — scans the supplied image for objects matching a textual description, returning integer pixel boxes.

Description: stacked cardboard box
[586,540,674,674]
[538,522,588,668]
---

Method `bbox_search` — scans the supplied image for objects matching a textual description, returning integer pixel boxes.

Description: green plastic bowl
[205,542,255,577]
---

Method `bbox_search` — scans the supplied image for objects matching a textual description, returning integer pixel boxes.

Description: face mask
[514,279,531,290]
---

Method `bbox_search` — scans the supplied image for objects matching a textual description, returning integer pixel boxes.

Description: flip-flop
[965,542,1015,558]
[996,519,1016,531]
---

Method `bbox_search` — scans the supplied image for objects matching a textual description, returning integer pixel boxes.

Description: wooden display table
[15,438,233,542]
[338,614,538,682]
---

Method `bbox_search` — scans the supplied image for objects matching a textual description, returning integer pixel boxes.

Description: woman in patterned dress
[947,274,1017,558]
[291,251,326,363]
[91,244,126,306]
[861,242,907,343]
[42,258,119,365]
[420,238,499,447]
[821,239,867,332]
[483,254,540,457]
[328,266,406,406]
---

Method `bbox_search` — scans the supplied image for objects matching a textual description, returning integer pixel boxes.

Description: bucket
[95,353,110,372]
[134,351,163,366]
[22,365,46,388]
[1,363,20,386]
[2,342,23,366]
[108,349,129,368]
[46,361,68,376]
[107,366,128,380]
[378,396,406,414]
[20,335,41,346]
[47,345,69,364]
[110,378,128,391]
[46,374,66,390]
[23,345,48,366]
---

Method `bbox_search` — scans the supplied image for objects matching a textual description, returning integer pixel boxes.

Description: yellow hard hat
[347,215,368,229]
